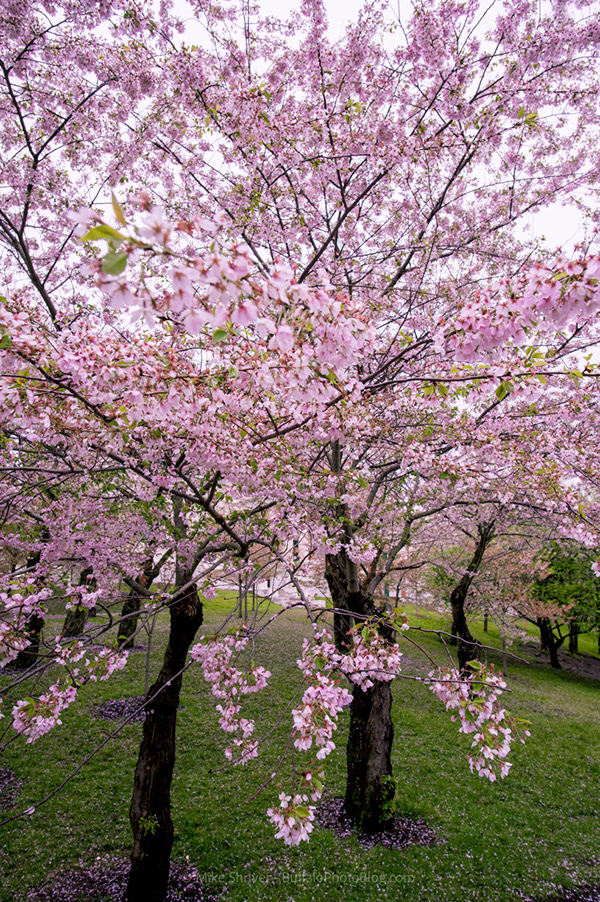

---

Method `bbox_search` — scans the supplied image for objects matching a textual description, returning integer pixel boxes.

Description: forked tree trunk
[119,560,154,650]
[537,617,562,669]
[125,582,203,902]
[450,521,495,673]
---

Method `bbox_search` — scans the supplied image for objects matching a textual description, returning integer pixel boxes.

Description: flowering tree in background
[3,0,600,899]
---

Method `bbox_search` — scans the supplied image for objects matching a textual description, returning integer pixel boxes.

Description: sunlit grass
[1,596,599,902]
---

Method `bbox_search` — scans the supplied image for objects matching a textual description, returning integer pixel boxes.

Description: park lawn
[1,596,599,902]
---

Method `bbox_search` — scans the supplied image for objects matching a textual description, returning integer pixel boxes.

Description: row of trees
[2,0,600,899]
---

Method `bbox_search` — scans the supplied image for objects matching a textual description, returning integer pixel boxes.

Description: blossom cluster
[54,640,129,682]
[190,629,271,765]
[266,792,316,845]
[6,641,129,744]
[12,682,78,744]
[428,661,530,781]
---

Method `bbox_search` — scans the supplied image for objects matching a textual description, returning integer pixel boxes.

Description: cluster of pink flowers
[190,629,271,765]
[266,792,316,845]
[338,625,406,689]
[292,673,353,758]
[434,254,600,364]
[54,640,129,682]
[428,662,530,781]
[12,682,78,744]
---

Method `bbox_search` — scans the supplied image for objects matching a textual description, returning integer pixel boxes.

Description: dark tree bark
[118,559,154,650]
[62,567,94,638]
[13,611,45,670]
[327,547,396,834]
[536,617,563,669]
[568,620,579,654]
[345,677,394,832]
[13,547,46,671]
[325,552,354,651]
[450,521,496,673]
[125,580,203,902]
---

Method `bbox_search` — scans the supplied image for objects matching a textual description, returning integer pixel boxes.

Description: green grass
[1,597,600,902]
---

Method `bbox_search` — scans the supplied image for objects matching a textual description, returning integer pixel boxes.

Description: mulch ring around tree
[315,796,440,849]
[26,857,221,901]
[0,766,23,811]
[91,696,146,722]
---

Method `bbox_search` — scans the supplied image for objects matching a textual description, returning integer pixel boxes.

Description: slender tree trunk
[537,617,562,669]
[62,567,94,638]
[13,548,46,671]
[568,621,579,654]
[119,560,155,650]
[125,581,203,902]
[450,521,495,673]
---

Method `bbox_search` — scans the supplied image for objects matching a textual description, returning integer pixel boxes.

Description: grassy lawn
[1,596,599,902]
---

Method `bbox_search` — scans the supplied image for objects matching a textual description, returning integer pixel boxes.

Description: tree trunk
[13,611,45,670]
[325,552,354,652]
[62,567,94,638]
[326,547,396,833]
[125,582,203,902]
[568,621,579,654]
[345,678,394,833]
[118,591,142,650]
[450,521,495,673]
[118,560,155,650]
[537,617,562,669]
[12,548,46,671]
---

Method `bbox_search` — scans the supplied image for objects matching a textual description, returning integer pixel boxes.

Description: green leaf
[212,328,228,343]
[80,224,125,243]
[102,251,128,275]
[294,806,310,818]
[0,333,11,349]
[111,191,127,226]
[495,382,510,401]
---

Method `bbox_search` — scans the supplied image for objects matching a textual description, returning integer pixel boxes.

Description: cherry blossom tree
[3,0,600,899]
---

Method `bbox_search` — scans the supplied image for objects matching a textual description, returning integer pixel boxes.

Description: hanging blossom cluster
[12,682,78,744]
[428,661,531,781]
[6,641,129,744]
[190,629,271,765]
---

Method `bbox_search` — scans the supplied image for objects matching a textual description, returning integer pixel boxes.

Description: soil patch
[26,856,219,901]
[530,649,600,682]
[0,767,23,811]
[92,697,146,722]
[315,796,440,850]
